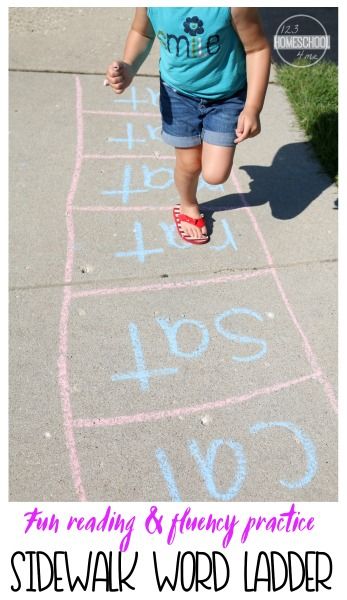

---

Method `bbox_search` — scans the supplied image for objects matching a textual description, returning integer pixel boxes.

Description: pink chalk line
[71,269,272,300]
[73,204,248,213]
[57,75,87,502]
[230,169,337,414]
[83,153,175,161]
[83,110,161,118]
[73,205,173,213]
[73,372,321,428]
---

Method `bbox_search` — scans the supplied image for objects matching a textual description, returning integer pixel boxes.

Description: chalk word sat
[111,308,268,391]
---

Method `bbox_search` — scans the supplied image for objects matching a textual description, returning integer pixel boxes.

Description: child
[106,7,271,244]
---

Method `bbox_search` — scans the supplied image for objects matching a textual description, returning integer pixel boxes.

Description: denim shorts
[159,78,247,148]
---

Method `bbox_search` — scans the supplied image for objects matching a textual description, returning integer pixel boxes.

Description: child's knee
[175,158,202,178]
[202,166,232,186]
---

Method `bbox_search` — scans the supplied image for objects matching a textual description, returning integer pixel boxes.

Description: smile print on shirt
[157,16,220,59]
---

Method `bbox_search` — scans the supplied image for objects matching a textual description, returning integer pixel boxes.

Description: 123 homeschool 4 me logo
[274,14,330,68]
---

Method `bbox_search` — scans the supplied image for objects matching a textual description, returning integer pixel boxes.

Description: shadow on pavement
[200,141,334,223]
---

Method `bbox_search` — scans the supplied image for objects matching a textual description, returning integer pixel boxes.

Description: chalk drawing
[112,218,238,255]
[210,219,238,252]
[102,164,174,203]
[214,308,267,362]
[111,322,178,391]
[155,448,182,502]
[114,221,164,263]
[159,223,191,249]
[230,170,336,413]
[145,87,160,107]
[113,86,150,111]
[101,164,148,204]
[100,162,227,205]
[73,374,319,429]
[86,153,174,160]
[142,165,174,190]
[84,110,161,118]
[189,438,247,501]
[107,308,268,392]
[156,423,315,500]
[156,438,247,501]
[161,219,238,253]
[58,75,86,501]
[111,308,266,367]
[146,124,162,141]
[56,76,336,502]
[156,318,210,359]
[72,270,272,300]
[108,123,146,150]
[249,421,317,488]
[111,86,160,110]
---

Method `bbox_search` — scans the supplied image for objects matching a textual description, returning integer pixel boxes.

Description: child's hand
[105,61,134,94]
[234,107,261,144]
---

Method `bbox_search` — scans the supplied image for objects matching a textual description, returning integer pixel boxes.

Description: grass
[276,60,338,182]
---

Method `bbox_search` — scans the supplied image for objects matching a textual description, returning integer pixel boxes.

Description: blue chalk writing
[111,322,178,391]
[114,221,164,263]
[214,308,267,362]
[155,448,182,502]
[111,87,159,110]
[146,124,162,141]
[160,220,237,252]
[210,219,238,252]
[108,123,146,150]
[249,421,317,489]
[113,87,149,111]
[146,87,160,107]
[102,164,174,204]
[156,318,209,358]
[159,223,191,249]
[189,439,246,501]
[142,165,174,190]
[101,165,147,204]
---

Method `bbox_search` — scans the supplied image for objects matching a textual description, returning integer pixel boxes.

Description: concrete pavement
[9,8,337,502]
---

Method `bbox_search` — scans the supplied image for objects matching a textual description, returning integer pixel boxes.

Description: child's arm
[106,8,155,94]
[231,8,271,143]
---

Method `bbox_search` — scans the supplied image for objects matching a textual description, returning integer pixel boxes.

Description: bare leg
[174,146,208,239]
[202,142,235,185]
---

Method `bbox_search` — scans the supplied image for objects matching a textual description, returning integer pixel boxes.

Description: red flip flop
[173,204,209,245]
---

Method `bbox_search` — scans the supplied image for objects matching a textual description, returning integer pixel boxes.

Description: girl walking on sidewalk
[106,7,271,244]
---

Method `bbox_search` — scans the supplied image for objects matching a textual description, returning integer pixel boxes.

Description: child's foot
[177,202,208,240]
[173,204,209,245]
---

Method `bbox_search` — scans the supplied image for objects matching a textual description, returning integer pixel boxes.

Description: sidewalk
[9,8,337,502]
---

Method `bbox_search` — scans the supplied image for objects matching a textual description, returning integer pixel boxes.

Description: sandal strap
[178,213,206,228]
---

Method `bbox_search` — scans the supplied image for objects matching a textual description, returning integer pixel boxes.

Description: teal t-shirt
[147,7,246,100]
